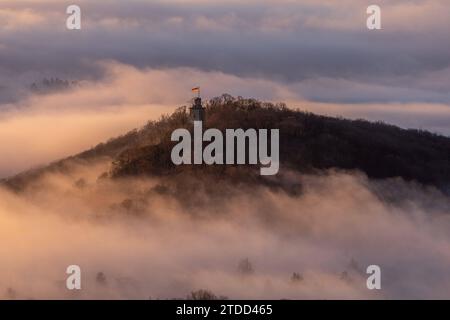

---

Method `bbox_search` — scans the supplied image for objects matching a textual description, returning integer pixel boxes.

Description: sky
[0,0,450,177]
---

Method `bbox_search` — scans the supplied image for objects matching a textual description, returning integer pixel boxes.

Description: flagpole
[192,87,201,98]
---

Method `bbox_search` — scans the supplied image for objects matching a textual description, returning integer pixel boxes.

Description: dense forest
[4,94,450,194]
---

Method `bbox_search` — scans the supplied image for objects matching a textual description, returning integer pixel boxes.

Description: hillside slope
[3,95,450,193]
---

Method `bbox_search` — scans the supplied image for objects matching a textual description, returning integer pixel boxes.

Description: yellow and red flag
[192,87,200,97]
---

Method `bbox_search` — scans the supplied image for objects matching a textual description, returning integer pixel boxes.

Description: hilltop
[3,94,450,195]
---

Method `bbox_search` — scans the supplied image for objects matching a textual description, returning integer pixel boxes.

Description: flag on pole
[192,86,200,97]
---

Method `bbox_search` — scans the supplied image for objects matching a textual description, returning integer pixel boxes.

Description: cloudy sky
[0,0,449,177]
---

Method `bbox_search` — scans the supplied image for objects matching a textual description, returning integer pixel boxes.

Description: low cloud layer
[1,161,450,299]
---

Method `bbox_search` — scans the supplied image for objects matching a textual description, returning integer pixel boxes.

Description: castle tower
[190,87,205,122]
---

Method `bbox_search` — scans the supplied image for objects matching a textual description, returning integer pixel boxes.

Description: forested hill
[3,95,450,193]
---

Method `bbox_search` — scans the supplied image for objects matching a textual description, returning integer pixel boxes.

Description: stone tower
[190,96,205,122]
